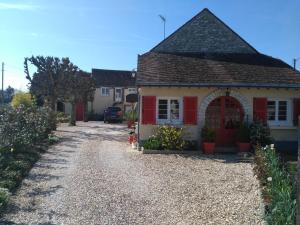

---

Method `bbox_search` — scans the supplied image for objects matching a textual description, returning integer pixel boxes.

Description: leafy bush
[142,136,162,150]
[0,105,56,150]
[11,92,34,108]
[0,105,56,211]
[56,112,70,123]
[124,110,137,122]
[48,134,60,144]
[0,188,10,209]
[250,121,273,146]
[154,125,186,150]
[236,123,251,142]
[201,126,216,142]
[254,146,296,225]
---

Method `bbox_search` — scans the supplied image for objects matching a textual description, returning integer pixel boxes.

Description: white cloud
[0,3,38,10]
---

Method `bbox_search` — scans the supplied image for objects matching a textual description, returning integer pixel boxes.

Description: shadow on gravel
[176,154,240,164]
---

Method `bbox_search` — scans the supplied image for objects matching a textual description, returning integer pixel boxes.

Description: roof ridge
[92,68,132,73]
[150,8,259,54]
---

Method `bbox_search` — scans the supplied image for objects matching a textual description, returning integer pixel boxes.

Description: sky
[0,0,299,91]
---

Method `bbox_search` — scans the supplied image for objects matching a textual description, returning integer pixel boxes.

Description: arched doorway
[205,96,244,147]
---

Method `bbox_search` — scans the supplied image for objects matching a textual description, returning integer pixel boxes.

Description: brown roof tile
[137,52,300,88]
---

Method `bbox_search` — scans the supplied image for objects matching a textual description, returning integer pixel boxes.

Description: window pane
[267,101,276,121]
[170,100,179,120]
[278,101,287,121]
[158,99,168,119]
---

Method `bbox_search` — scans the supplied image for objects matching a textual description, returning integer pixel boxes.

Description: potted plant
[128,131,137,144]
[201,126,216,154]
[125,110,136,128]
[236,123,251,152]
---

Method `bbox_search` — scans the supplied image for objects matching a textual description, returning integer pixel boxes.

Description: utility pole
[1,62,4,105]
[159,15,166,40]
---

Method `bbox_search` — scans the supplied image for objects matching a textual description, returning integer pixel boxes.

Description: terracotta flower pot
[203,142,215,154]
[237,142,251,152]
[128,134,137,144]
[127,120,134,128]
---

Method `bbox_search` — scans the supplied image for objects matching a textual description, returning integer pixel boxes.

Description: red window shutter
[142,96,156,125]
[253,98,267,123]
[293,99,300,126]
[183,96,198,125]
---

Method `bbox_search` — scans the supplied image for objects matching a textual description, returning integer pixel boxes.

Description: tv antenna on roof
[158,15,166,40]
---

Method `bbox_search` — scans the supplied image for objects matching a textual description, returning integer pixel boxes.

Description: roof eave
[136,82,300,89]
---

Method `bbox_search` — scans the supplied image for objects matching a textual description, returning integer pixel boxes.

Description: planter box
[203,142,215,154]
[237,142,251,152]
[142,149,201,155]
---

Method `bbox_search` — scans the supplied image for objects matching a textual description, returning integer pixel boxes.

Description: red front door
[205,96,244,147]
[76,102,84,121]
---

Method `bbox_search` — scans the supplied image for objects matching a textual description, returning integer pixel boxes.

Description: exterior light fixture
[131,68,137,78]
[225,88,230,96]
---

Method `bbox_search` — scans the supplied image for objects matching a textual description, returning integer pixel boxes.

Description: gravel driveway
[0,122,265,225]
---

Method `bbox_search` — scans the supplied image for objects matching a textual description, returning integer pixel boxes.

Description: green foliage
[236,123,251,142]
[0,105,56,210]
[56,112,70,123]
[142,136,162,150]
[11,92,34,109]
[24,56,79,110]
[0,105,57,150]
[0,86,15,104]
[48,134,60,145]
[201,126,216,142]
[154,125,186,150]
[0,188,10,209]
[124,109,137,122]
[254,146,296,225]
[250,121,273,146]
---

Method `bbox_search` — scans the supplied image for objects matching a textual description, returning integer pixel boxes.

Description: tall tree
[64,71,96,125]
[24,56,78,110]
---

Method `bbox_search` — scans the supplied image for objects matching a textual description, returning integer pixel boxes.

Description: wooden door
[205,96,244,147]
[76,102,84,121]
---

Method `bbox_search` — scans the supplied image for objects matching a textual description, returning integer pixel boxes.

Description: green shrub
[255,146,296,225]
[56,112,70,123]
[124,110,137,122]
[0,105,57,150]
[11,92,34,109]
[236,123,251,142]
[48,134,60,144]
[250,121,273,146]
[143,136,162,150]
[201,126,216,142]
[0,188,10,208]
[154,125,186,150]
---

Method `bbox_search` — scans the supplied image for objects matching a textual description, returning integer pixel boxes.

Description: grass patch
[0,148,41,214]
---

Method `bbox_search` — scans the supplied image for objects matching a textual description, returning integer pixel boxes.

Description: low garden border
[142,149,201,155]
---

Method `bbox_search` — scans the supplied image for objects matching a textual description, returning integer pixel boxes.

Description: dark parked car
[103,107,123,123]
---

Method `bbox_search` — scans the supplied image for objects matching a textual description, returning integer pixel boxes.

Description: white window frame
[101,87,110,96]
[267,98,292,127]
[156,97,183,125]
[115,87,123,102]
[128,88,137,94]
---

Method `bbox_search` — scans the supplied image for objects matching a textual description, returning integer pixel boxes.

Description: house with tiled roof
[136,8,300,151]
[91,69,137,114]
